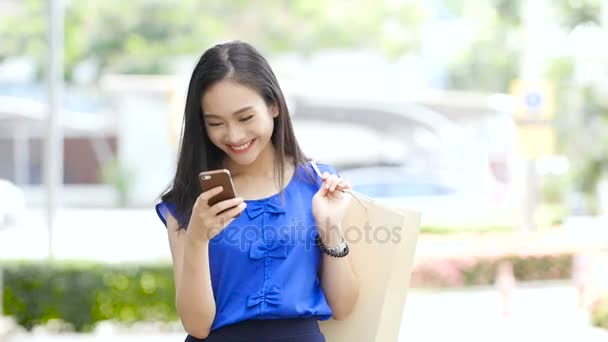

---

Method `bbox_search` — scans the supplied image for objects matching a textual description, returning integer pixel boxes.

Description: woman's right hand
[187,186,247,242]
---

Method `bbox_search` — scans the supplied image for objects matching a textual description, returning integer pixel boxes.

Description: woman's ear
[271,104,279,118]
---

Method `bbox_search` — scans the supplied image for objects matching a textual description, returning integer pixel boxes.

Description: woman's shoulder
[306,160,339,177]
[155,199,179,228]
[289,160,340,192]
[313,161,338,174]
[154,190,192,227]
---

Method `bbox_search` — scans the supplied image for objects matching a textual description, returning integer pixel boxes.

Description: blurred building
[0,51,517,209]
[0,92,117,207]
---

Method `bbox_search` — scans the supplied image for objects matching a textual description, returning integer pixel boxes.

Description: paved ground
[399,283,608,342]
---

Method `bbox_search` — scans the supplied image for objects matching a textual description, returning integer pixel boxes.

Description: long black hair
[160,41,312,229]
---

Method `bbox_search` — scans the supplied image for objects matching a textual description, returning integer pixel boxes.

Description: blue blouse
[155,162,337,331]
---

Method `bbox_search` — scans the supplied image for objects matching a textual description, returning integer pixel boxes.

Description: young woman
[155,41,360,341]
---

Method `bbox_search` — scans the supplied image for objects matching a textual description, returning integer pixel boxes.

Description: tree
[0,0,429,83]
[544,0,608,212]
[441,0,523,92]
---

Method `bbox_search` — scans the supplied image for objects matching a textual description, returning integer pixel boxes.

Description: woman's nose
[225,128,245,144]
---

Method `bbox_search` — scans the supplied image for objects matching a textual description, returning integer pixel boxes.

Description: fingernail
[325,184,330,189]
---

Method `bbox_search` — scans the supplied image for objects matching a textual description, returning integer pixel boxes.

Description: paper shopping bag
[318,192,421,342]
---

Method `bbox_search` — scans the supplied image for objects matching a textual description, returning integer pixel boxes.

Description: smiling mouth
[227,139,255,153]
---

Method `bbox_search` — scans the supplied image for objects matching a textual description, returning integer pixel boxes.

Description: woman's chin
[226,152,258,166]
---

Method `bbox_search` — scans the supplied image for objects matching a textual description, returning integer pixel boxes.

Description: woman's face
[201,80,278,166]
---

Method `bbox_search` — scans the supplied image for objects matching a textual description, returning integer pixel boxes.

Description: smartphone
[198,169,238,212]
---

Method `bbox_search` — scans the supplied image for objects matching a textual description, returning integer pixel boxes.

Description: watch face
[331,242,347,253]
[317,235,349,256]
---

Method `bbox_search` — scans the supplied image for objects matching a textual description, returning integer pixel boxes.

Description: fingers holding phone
[207,194,247,229]
[187,169,246,241]
[189,186,247,241]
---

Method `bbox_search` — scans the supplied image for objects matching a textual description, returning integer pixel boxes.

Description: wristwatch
[316,234,349,258]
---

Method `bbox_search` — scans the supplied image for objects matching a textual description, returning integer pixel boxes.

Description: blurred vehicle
[286,85,520,228]
[339,165,519,229]
[0,179,25,228]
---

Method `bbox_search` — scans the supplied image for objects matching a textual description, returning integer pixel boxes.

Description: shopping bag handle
[309,160,368,209]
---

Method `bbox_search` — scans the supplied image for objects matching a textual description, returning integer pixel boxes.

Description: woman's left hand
[312,172,352,232]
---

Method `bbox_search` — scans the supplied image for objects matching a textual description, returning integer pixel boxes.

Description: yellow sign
[510,79,555,122]
[510,79,555,158]
[515,125,555,158]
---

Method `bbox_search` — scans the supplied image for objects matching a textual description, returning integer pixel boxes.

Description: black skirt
[185,317,326,342]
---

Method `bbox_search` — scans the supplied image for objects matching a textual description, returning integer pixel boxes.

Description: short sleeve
[155,201,179,228]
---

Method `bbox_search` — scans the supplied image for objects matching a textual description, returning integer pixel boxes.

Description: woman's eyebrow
[204,106,255,118]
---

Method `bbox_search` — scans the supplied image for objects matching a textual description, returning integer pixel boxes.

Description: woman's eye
[207,122,223,127]
[240,115,254,122]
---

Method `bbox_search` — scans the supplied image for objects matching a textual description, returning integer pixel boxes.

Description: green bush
[1,262,177,332]
[591,295,608,330]
[410,254,573,288]
[0,255,576,331]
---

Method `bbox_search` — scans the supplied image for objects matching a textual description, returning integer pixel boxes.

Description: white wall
[101,75,177,207]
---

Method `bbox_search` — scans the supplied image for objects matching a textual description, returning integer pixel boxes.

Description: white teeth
[230,140,252,151]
